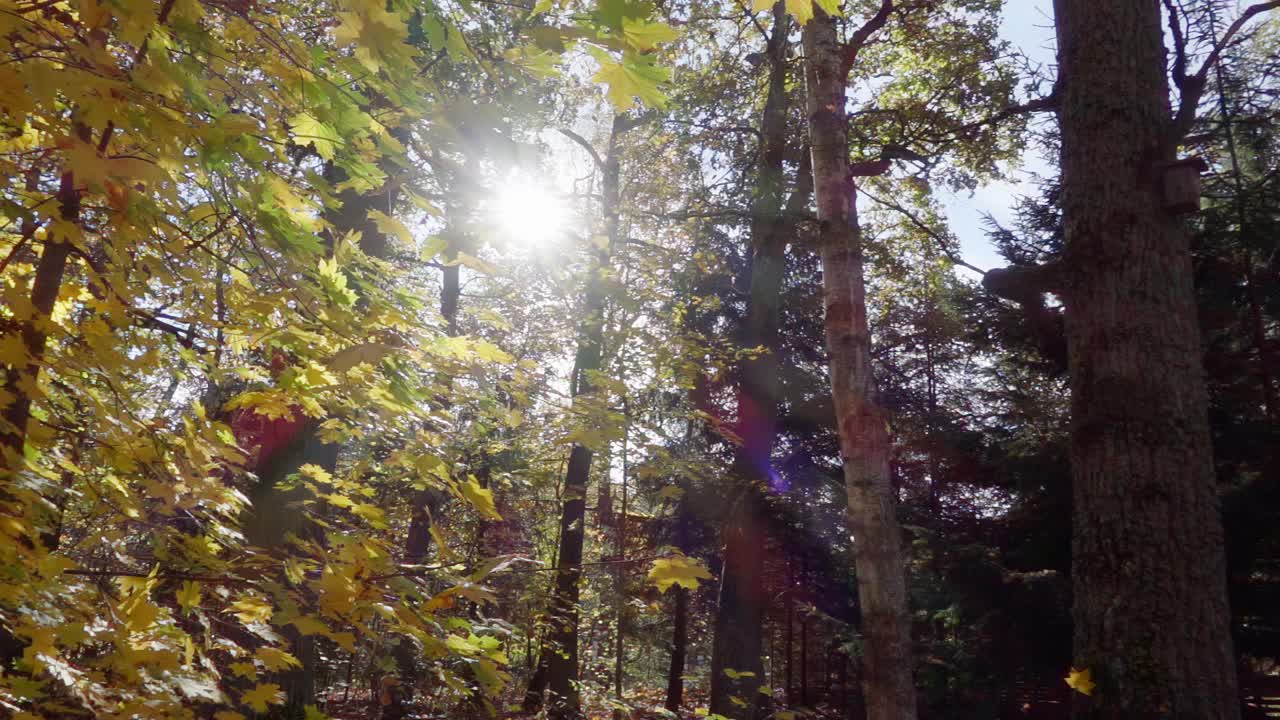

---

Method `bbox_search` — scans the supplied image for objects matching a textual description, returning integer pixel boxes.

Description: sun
[490,175,571,249]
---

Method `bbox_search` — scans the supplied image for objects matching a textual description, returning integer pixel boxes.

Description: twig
[558,128,606,171]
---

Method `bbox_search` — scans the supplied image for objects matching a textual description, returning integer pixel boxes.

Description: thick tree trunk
[802,10,917,720]
[241,163,399,715]
[709,8,794,718]
[1053,1,1240,717]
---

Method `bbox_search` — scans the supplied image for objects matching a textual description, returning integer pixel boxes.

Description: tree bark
[709,7,795,717]
[531,115,629,720]
[0,164,80,669]
[664,484,693,713]
[802,8,918,720]
[1053,1,1240,716]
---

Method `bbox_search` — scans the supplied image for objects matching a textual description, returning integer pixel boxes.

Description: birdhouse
[1158,157,1208,215]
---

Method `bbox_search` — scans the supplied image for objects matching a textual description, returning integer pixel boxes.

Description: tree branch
[558,128,606,171]
[858,186,986,275]
[1167,0,1280,148]
[841,0,894,77]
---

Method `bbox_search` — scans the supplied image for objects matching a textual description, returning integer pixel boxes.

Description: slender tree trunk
[386,233,462,719]
[785,557,795,704]
[0,163,80,669]
[665,491,693,713]
[1053,1,1240,716]
[802,8,917,720]
[800,609,809,706]
[531,115,630,720]
[613,412,629,720]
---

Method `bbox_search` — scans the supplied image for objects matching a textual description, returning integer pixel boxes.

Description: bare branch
[558,128,606,171]
[1168,1,1280,147]
[857,186,986,275]
[1163,0,1188,88]
[841,0,894,77]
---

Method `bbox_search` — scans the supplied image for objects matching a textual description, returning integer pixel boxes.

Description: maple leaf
[175,581,201,611]
[620,18,679,51]
[460,476,502,520]
[785,0,814,25]
[1065,667,1096,696]
[255,646,301,671]
[647,554,713,593]
[589,47,671,111]
[228,596,273,625]
[241,683,285,713]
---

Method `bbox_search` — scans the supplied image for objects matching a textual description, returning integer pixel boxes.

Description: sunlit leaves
[241,683,285,713]
[647,554,713,592]
[590,48,672,110]
[290,113,343,161]
[620,18,680,50]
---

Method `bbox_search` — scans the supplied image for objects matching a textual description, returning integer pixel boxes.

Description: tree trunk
[665,585,690,713]
[785,557,795,704]
[532,115,629,720]
[0,164,80,669]
[802,9,918,720]
[665,489,693,713]
[1053,1,1240,716]
[709,7,794,717]
[241,162,399,715]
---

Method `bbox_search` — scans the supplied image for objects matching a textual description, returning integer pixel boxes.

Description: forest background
[0,0,1277,719]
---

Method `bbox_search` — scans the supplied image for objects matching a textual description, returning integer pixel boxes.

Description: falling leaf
[1065,667,1095,696]
[647,554,713,593]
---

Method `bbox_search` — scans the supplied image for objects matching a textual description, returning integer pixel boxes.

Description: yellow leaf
[367,209,413,246]
[289,113,341,160]
[1065,667,1095,696]
[647,554,713,593]
[460,476,501,520]
[750,0,773,11]
[176,581,202,611]
[255,646,302,671]
[785,0,813,24]
[242,683,285,713]
[214,712,247,720]
[229,595,273,625]
[291,616,328,636]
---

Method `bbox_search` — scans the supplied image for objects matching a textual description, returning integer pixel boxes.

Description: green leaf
[785,0,814,25]
[368,209,413,246]
[620,18,679,51]
[589,47,671,110]
[289,113,342,160]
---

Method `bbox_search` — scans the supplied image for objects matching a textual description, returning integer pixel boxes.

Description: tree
[1049,0,1276,715]
[708,4,807,716]
[800,3,918,718]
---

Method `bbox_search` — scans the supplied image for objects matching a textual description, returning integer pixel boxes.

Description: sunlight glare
[491,176,570,249]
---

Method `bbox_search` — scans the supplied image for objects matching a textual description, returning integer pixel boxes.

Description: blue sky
[939,0,1056,275]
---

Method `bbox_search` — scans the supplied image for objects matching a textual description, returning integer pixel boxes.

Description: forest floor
[317,686,852,719]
